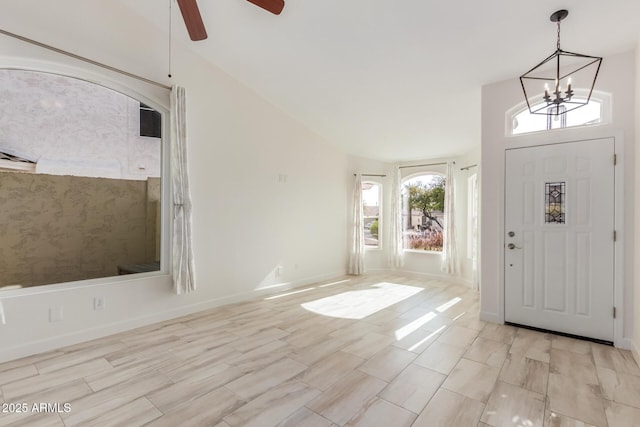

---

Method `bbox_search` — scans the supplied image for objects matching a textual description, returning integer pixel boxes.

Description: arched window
[401,173,445,252]
[362,181,381,248]
[508,91,610,136]
[0,69,167,289]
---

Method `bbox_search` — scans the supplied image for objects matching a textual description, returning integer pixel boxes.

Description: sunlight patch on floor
[408,326,446,352]
[318,279,351,288]
[300,282,423,320]
[394,312,437,340]
[436,297,461,313]
[264,287,315,300]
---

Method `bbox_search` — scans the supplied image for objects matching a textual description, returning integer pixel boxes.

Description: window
[401,173,445,252]
[509,91,609,136]
[362,182,381,248]
[0,69,165,290]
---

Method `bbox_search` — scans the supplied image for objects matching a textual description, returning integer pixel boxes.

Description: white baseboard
[479,311,501,324]
[0,270,346,364]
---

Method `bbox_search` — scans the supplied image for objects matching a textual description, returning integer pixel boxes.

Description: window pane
[545,182,566,224]
[0,69,163,290]
[362,182,380,247]
[512,98,601,135]
[402,174,445,252]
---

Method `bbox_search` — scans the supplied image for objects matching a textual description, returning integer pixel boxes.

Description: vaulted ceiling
[3,1,640,162]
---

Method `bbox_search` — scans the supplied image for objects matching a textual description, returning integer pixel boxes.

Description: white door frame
[498,133,625,348]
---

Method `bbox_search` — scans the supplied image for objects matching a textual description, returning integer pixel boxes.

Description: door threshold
[505,322,613,346]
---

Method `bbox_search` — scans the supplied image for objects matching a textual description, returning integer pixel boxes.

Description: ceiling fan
[177,0,285,41]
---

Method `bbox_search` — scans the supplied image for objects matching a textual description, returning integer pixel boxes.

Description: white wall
[480,50,636,347]
[633,40,640,363]
[0,1,350,362]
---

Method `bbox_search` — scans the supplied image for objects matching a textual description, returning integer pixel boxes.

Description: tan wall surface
[0,171,158,288]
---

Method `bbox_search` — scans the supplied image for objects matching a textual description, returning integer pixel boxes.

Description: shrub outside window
[402,174,445,252]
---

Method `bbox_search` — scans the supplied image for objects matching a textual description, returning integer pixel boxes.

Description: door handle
[507,243,522,250]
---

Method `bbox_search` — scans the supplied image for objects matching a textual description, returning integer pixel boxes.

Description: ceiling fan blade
[177,0,208,41]
[246,0,285,15]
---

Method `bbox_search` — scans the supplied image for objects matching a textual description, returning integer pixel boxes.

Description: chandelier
[519,10,602,117]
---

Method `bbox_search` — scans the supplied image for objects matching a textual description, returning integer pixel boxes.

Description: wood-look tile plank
[300,351,364,391]
[225,357,308,400]
[0,412,65,427]
[499,353,549,395]
[413,341,467,375]
[479,323,517,345]
[0,365,38,387]
[145,386,244,427]
[80,397,162,427]
[442,358,500,403]
[223,381,321,427]
[289,337,350,366]
[547,372,608,427]
[277,407,335,427]
[344,397,416,427]
[464,337,509,368]
[357,347,416,382]
[480,381,544,427]
[509,328,552,363]
[378,363,446,414]
[306,370,387,426]
[148,364,242,413]
[544,410,598,427]
[0,352,65,374]
[391,326,443,353]
[1,358,111,401]
[551,335,592,355]
[341,332,394,359]
[604,402,640,427]
[412,388,485,427]
[60,371,172,426]
[549,348,598,384]
[596,366,640,409]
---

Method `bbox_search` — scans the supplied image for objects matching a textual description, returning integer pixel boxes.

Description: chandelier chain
[556,20,561,50]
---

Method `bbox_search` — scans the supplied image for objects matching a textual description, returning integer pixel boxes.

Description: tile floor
[0,274,639,426]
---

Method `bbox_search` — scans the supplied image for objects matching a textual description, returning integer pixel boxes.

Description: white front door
[504,138,615,342]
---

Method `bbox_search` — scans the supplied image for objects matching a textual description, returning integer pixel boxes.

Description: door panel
[504,138,614,341]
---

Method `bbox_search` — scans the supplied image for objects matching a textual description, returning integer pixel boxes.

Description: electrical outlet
[93,297,105,311]
[276,266,284,277]
[49,306,63,322]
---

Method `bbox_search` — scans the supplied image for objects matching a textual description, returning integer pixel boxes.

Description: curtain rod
[399,161,450,169]
[0,28,172,90]
[460,164,478,171]
[353,174,387,177]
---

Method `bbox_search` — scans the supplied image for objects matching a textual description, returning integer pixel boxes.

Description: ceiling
[5,1,640,163]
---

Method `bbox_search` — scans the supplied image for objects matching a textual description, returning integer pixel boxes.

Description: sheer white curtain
[388,165,404,268]
[441,161,459,275]
[171,86,196,294]
[348,174,365,275]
